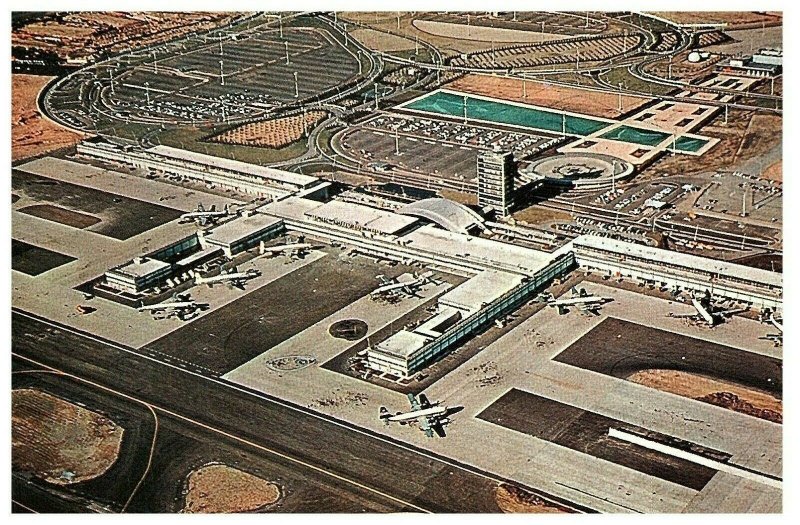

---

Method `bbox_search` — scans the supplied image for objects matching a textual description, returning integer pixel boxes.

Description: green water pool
[402,90,709,153]
[673,135,708,152]
[599,125,670,146]
[403,91,611,136]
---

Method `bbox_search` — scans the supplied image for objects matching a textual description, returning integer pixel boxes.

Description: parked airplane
[371,271,434,299]
[668,290,746,327]
[194,267,261,290]
[138,293,208,320]
[261,242,314,260]
[379,392,456,438]
[179,203,231,225]
[547,287,613,315]
[759,308,783,345]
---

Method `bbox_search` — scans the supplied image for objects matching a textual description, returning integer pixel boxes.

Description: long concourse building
[572,235,782,308]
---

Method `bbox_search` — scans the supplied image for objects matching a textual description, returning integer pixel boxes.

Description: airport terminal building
[572,235,782,309]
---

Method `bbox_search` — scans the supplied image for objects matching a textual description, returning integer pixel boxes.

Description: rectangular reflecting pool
[402,90,710,153]
[402,90,611,136]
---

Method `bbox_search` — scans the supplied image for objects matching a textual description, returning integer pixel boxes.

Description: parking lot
[695,171,782,224]
[338,113,553,184]
[45,22,360,127]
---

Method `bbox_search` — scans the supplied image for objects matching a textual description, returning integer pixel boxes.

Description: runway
[12,309,584,513]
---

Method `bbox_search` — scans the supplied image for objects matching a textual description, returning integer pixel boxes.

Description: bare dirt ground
[413,19,575,44]
[628,369,782,423]
[512,205,572,225]
[350,27,416,52]
[12,74,83,161]
[495,484,571,513]
[13,12,239,61]
[649,109,781,179]
[182,463,281,513]
[12,388,124,485]
[650,12,782,29]
[762,160,782,182]
[340,12,496,55]
[210,111,327,149]
[439,188,478,206]
[18,204,101,229]
[445,74,650,118]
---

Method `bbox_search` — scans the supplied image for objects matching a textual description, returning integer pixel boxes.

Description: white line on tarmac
[12,351,429,514]
[12,308,581,512]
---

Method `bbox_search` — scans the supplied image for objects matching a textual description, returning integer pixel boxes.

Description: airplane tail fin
[379,407,390,424]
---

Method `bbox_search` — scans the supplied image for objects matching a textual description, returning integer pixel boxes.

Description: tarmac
[221,277,781,513]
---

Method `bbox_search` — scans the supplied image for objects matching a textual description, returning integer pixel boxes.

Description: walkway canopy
[398,198,485,234]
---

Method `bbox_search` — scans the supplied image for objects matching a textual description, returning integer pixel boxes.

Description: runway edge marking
[12,307,593,513]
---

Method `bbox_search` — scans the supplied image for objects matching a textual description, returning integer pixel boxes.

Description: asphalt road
[11,309,588,513]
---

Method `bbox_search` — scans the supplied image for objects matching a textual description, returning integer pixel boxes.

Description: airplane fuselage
[386,406,447,423]
[195,272,258,285]
[138,301,197,312]
[548,296,611,308]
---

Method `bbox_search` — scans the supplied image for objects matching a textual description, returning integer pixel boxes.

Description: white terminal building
[200,213,284,258]
[103,213,285,295]
[572,235,782,309]
[105,256,173,294]
[94,136,782,376]
[76,138,329,200]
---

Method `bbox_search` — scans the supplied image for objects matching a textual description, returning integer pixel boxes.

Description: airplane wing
[580,304,601,316]
[418,393,432,409]
[419,416,434,438]
[718,307,746,317]
[429,419,446,438]
[407,392,421,411]
[668,312,697,319]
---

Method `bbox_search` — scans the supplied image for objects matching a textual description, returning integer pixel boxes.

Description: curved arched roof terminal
[398,198,485,234]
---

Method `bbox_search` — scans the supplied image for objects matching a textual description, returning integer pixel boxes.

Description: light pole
[617,82,623,111]
[357,50,362,74]
[285,41,290,65]
[144,81,151,105]
[294,72,299,98]
[279,14,283,38]
[219,60,225,86]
